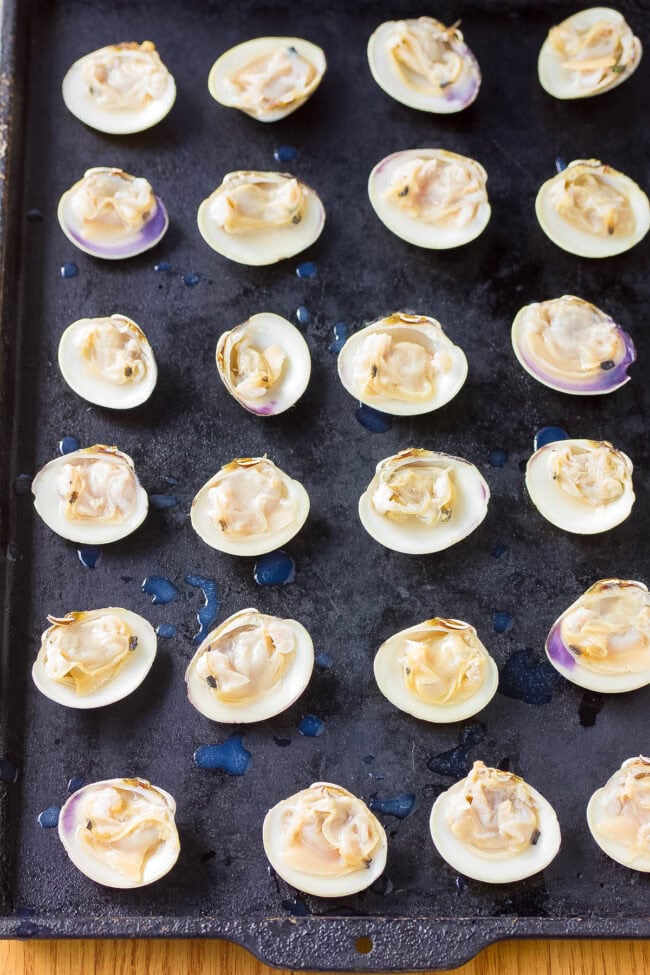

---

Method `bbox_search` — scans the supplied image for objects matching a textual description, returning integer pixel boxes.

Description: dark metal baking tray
[1,0,650,969]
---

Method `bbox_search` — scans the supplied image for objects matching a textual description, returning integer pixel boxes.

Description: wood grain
[1,938,649,975]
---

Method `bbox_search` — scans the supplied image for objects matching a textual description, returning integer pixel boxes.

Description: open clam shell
[58,778,180,888]
[58,167,168,260]
[263,782,387,897]
[208,36,326,122]
[587,757,650,871]
[525,438,635,534]
[369,149,490,249]
[545,579,650,693]
[32,445,148,545]
[337,312,467,415]
[32,608,157,709]
[374,617,498,722]
[216,313,311,415]
[185,608,314,723]
[538,7,642,100]
[535,159,650,258]
[367,17,480,113]
[197,170,325,266]
[359,448,489,555]
[58,314,158,409]
[511,295,635,395]
[62,41,176,134]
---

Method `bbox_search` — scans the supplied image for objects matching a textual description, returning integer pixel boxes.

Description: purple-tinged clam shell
[512,295,636,395]
[57,167,168,260]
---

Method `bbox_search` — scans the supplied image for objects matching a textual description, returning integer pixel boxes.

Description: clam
[208,36,326,122]
[374,617,498,722]
[216,313,310,415]
[535,159,650,258]
[525,438,634,534]
[58,167,168,260]
[32,608,157,709]
[185,608,314,723]
[62,41,176,134]
[32,445,148,544]
[430,761,561,883]
[58,778,180,888]
[263,782,387,897]
[58,314,157,409]
[511,295,635,395]
[191,456,309,556]
[337,312,467,415]
[197,170,325,266]
[369,149,490,249]
[359,448,489,555]
[587,757,650,871]
[546,579,650,693]
[538,8,642,100]
[367,17,480,113]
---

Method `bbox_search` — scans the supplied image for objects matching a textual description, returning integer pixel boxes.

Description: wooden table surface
[1,938,648,974]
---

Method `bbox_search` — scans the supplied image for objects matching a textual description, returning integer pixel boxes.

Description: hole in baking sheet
[354,936,373,954]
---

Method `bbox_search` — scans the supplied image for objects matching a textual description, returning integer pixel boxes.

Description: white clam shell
[368,149,490,249]
[430,769,561,883]
[538,8,642,100]
[32,608,157,709]
[535,159,650,258]
[32,445,148,545]
[263,782,387,897]
[358,448,489,555]
[197,171,325,266]
[525,438,634,534]
[216,313,311,415]
[208,36,326,122]
[337,312,467,416]
[58,778,180,888]
[545,579,650,693]
[58,314,157,409]
[367,18,481,113]
[190,456,309,556]
[185,608,314,723]
[587,757,650,871]
[62,42,176,134]
[374,617,498,722]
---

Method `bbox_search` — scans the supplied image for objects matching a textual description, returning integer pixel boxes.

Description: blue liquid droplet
[491,543,508,559]
[296,305,310,325]
[37,806,60,828]
[369,793,416,820]
[156,622,177,639]
[194,734,251,775]
[142,575,178,605]
[281,899,310,916]
[149,494,178,510]
[329,322,348,353]
[185,575,219,641]
[13,474,32,496]
[164,475,178,485]
[26,208,43,223]
[534,426,570,451]
[77,545,102,569]
[428,725,487,777]
[499,648,561,705]
[315,652,333,669]
[355,403,393,433]
[298,714,325,737]
[6,543,21,562]
[274,145,298,164]
[363,755,374,765]
[295,261,317,279]
[60,262,78,279]
[489,449,508,467]
[555,156,567,173]
[253,550,295,586]
[184,272,201,287]
[0,756,18,784]
[371,876,394,896]
[455,875,467,893]
[154,260,171,272]
[274,737,292,748]
[493,611,514,634]
[67,776,85,793]
[59,436,80,455]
